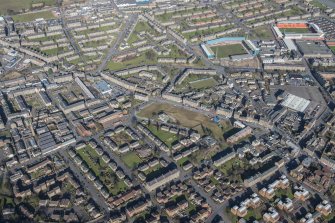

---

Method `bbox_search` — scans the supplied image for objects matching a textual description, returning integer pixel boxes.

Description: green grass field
[107,50,157,71]
[251,25,274,39]
[175,74,216,91]
[217,157,245,176]
[0,0,56,14]
[310,0,327,10]
[134,21,154,33]
[279,6,306,17]
[190,77,218,89]
[156,8,207,22]
[182,25,234,40]
[244,210,263,222]
[329,46,335,53]
[176,156,189,166]
[42,47,65,56]
[275,187,294,200]
[127,33,140,45]
[121,151,142,169]
[210,43,246,58]
[280,28,311,34]
[29,34,62,42]
[12,10,56,22]
[168,45,188,59]
[147,124,179,147]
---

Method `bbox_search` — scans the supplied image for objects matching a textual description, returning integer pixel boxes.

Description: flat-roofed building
[281,93,310,112]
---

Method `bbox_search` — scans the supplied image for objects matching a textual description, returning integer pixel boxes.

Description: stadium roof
[281,93,310,112]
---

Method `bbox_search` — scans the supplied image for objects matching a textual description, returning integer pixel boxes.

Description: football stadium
[272,20,324,40]
[200,37,260,60]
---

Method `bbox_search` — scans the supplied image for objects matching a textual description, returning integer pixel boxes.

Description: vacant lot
[137,103,231,141]
[210,43,246,58]
[12,10,56,22]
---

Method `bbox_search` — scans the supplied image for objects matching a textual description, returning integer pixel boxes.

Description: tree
[145,51,155,61]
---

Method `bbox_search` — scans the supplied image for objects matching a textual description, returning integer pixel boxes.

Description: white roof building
[281,93,310,112]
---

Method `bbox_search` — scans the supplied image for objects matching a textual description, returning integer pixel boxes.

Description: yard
[137,103,231,142]
[156,7,207,22]
[107,50,158,71]
[310,0,327,10]
[121,151,142,169]
[329,46,335,53]
[182,25,234,40]
[176,156,189,166]
[12,10,56,22]
[210,44,247,58]
[216,157,246,182]
[244,209,263,222]
[280,6,306,17]
[143,164,162,175]
[134,21,155,33]
[251,25,274,39]
[189,77,218,89]
[28,34,62,42]
[147,124,179,147]
[274,187,294,200]
[175,73,217,90]
[42,47,66,56]
[112,132,132,145]
[25,94,44,109]
[76,146,128,195]
[168,45,188,59]
[127,21,155,44]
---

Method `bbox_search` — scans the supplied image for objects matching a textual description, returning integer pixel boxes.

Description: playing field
[279,28,311,33]
[210,43,246,58]
[0,0,56,14]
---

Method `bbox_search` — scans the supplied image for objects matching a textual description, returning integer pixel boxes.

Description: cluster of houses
[137,123,170,152]
[69,141,132,200]
[7,157,99,222]
[104,125,140,153]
